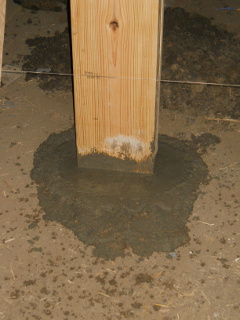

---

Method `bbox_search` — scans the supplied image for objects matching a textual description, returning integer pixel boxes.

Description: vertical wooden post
[70,0,164,174]
[0,0,6,84]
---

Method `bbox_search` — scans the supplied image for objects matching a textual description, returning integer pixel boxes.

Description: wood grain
[0,0,6,84]
[70,0,164,173]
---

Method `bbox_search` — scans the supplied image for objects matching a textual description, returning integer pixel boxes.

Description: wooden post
[0,0,6,84]
[70,0,164,174]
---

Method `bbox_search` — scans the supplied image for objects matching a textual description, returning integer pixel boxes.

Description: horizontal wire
[2,68,240,88]
[161,79,240,88]
[2,69,72,77]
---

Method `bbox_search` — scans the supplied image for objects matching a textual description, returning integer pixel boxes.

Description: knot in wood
[109,20,119,31]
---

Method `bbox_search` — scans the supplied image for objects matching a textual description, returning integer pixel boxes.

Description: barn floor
[1,1,240,319]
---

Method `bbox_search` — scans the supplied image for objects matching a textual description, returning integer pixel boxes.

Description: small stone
[170,63,179,72]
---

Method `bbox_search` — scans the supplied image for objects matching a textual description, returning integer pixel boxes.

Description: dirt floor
[1,1,240,319]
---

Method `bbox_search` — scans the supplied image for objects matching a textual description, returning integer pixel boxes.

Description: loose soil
[13,0,67,11]
[22,27,72,91]
[1,1,240,319]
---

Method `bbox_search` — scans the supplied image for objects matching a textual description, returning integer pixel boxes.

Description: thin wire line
[160,79,240,88]
[2,68,240,88]
[2,69,72,77]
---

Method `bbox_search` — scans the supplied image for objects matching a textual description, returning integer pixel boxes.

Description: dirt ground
[1,1,240,319]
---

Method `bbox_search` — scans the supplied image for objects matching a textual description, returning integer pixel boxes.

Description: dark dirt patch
[21,7,240,118]
[23,279,36,286]
[13,0,67,11]
[135,273,154,285]
[22,28,72,91]
[30,128,215,260]
[190,133,221,153]
[161,8,240,119]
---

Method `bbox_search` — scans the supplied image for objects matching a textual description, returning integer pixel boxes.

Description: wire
[160,79,240,88]
[2,68,240,88]
[2,69,71,77]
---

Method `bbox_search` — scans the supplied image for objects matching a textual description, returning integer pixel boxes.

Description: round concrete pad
[31,128,208,259]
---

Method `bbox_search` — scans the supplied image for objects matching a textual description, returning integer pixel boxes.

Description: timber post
[70,0,164,174]
[0,0,6,84]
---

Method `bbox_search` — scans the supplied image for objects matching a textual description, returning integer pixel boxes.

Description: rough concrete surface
[31,127,210,259]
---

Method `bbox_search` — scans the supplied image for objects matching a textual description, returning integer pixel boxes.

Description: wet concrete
[31,128,211,259]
